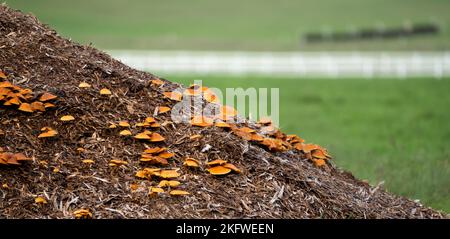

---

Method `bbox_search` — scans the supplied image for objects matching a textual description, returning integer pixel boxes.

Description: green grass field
[168,75,450,212]
[6,0,450,51]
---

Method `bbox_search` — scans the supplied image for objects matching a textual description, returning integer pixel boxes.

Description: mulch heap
[0,5,447,219]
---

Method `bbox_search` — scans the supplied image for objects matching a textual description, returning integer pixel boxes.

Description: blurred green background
[5,0,450,212]
[7,0,450,51]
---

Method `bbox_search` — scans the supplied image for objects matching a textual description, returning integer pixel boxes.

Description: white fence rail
[109,50,450,78]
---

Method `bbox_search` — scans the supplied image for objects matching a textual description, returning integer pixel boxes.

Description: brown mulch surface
[0,4,447,219]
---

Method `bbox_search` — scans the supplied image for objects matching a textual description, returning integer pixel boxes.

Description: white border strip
[108,50,450,78]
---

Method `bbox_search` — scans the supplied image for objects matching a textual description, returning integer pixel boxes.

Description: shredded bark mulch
[0,5,447,219]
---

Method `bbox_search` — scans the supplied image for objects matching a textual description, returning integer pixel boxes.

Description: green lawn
[5,0,450,51]
[167,75,450,213]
